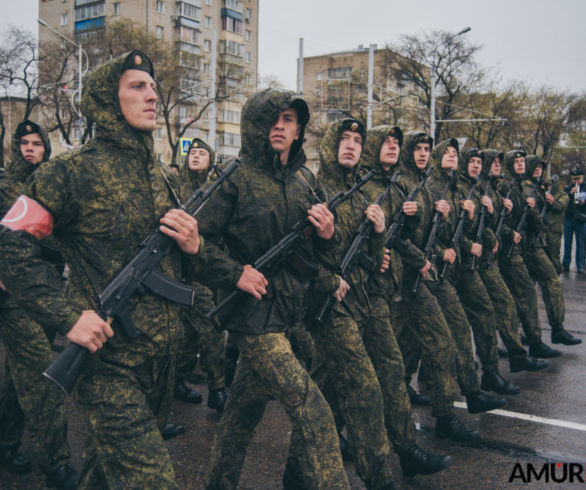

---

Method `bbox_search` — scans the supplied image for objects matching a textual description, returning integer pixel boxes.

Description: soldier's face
[337,130,363,168]
[467,156,482,178]
[533,165,543,179]
[379,136,400,168]
[490,157,501,176]
[513,157,525,175]
[188,148,211,173]
[413,143,431,169]
[118,69,158,132]
[269,108,301,154]
[441,146,458,170]
[19,133,45,165]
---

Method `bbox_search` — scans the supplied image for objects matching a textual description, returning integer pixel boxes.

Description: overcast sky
[3,0,585,93]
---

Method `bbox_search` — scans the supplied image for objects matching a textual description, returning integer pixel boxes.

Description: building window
[245,30,251,41]
[72,127,82,141]
[224,0,242,10]
[179,26,201,45]
[245,8,251,19]
[245,51,251,63]
[220,132,240,147]
[203,63,210,75]
[156,26,164,39]
[204,16,211,28]
[75,3,105,21]
[204,39,211,51]
[60,13,68,26]
[156,0,164,13]
[222,109,240,123]
[113,2,120,15]
[221,16,242,33]
[176,1,200,20]
[219,40,243,57]
[327,67,352,79]
[205,0,211,4]
[155,127,164,140]
[246,73,251,84]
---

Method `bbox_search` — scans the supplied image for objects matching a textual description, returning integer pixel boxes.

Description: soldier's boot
[0,445,32,474]
[406,385,432,406]
[465,390,507,414]
[398,445,453,477]
[529,340,562,358]
[551,327,582,345]
[480,371,520,395]
[509,355,548,373]
[161,423,186,440]
[46,463,79,489]
[207,388,227,415]
[174,380,203,404]
[435,414,479,441]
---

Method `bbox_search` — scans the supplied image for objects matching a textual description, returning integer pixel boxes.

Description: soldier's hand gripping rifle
[470,179,492,270]
[314,175,394,327]
[486,182,512,267]
[439,178,478,280]
[411,170,455,293]
[43,158,242,395]
[206,170,376,326]
[384,166,433,248]
[505,178,540,258]
[540,175,558,220]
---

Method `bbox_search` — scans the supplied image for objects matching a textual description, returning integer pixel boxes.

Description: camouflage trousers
[478,265,527,363]
[499,253,542,346]
[366,295,416,453]
[177,310,226,390]
[545,231,563,275]
[207,332,349,490]
[426,276,480,395]
[0,307,71,473]
[308,312,395,489]
[74,355,177,489]
[396,275,457,417]
[455,268,499,375]
[523,248,566,330]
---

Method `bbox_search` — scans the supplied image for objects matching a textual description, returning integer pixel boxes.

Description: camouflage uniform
[176,140,226,393]
[542,175,569,274]
[0,53,203,488]
[393,133,458,417]
[0,123,72,473]
[196,90,349,490]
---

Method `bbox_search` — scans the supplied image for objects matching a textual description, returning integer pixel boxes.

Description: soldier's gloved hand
[435,200,450,218]
[380,249,391,273]
[419,260,432,278]
[503,198,513,213]
[402,201,418,216]
[308,203,335,240]
[461,199,475,220]
[160,209,200,255]
[471,243,482,257]
[333,277,350,302]
[525,197,536,209]
[443,248,457,264]
[66,310,114,354]
[236,265,268,300]
[481,195,494,214]
[513,231,522,244]
[365,204,385,233]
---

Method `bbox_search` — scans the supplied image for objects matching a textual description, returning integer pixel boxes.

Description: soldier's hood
[361,125,404,179]
[7,123,52,183]
[319,118,364,188]
[431,138,460,182]
[504,149,526,180]
[399,131,434,178]
[525,155,546,182]
[240,89,309,172]
[181,139,216,189]
[481,148,503,180]
[79,52,154,155]
[459,147,484,184]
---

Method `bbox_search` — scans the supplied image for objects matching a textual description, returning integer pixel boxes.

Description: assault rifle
[43,158,242,394]
[540,176,558,220]
[439,178,478,280]
[411,170,455,293]
[206,170,376,326]
[505,178,541,258]
[384,166,433,248]
[470,178,492,270]
[314,175,395,327]
[486,182,512,267]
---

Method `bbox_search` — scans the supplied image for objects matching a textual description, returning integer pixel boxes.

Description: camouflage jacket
[197,89,338,334]
[0,54,204,366]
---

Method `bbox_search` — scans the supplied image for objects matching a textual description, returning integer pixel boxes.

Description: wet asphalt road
[1,267,585,489]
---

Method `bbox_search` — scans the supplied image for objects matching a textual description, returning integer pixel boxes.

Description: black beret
[122,50,154,78]
[16,120,41,139]
[339,118,366,143]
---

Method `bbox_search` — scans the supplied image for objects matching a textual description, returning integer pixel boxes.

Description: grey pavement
[1,267,585,489]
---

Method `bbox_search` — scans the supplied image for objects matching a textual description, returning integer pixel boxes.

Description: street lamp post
[430,26,471,140]
[38,18,88,105]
